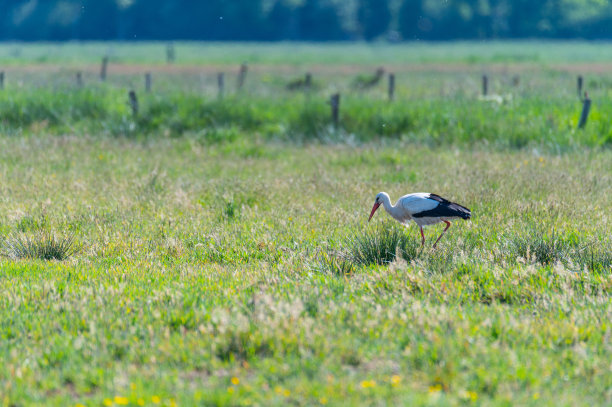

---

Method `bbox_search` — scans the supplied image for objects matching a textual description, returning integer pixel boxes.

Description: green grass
[1,41,612,65]
[0,136,610,406]
[0,86,611,149]
[0,42,611,406]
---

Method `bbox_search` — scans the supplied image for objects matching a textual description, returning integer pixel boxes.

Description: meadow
[0,42,610,406]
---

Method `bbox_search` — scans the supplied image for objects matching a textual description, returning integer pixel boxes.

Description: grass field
[2,41,612,65]
[0,42,611,406]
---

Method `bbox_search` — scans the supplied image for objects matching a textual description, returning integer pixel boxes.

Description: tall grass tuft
[350,224,419,266]
[574,246,612,273]
[503,228,612,271]
[508,229,573,265]
[2,232,80,261]
[315,249,355,276]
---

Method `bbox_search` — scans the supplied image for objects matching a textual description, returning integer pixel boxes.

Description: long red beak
[368,202,381,222]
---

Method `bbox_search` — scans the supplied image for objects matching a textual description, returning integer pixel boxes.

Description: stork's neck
[380,194,403,221]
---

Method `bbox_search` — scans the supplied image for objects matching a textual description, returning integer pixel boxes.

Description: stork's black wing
[412,194,471,220]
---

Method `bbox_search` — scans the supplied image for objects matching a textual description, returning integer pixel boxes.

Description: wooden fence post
[76,72,83,88]
[305,73,312,89]
[167,43,175,64]
[237,63,248,90]
[145,72,152,92]
[512,75,520,87]
[330,93,340,129]
[578,92,591,129]
[482,74,488,96]
[100,56,108,81]
[218,72,225,99]
[129,90,139,117]
[0,72,4,90]
[388,73,395,101]
[577,75,583,99]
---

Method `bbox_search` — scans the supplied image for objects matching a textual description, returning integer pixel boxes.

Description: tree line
[0,0,611,41]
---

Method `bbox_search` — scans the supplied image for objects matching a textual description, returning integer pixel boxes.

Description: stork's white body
[378,193,449,226]
[369,192,471,248]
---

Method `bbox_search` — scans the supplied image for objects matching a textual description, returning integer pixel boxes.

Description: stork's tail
[451,203,471,220]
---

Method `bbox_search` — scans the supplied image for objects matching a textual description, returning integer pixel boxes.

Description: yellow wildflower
[391,375,401,386]
[227,387,235,394]
[283,389,291,397]
[428,384,443,393]
[319,397,328,405]
[137,399,145,406]
[461,390,478,401]
[231,377,240,385]
[533,393,540,400]
[360,380,376,389]
[103,399,113,407]
[152,395,161,404]
[114,396,129,405]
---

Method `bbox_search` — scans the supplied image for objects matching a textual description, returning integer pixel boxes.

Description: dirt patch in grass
[551,63,612,74]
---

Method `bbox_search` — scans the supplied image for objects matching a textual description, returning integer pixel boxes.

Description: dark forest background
[0,0,611,41]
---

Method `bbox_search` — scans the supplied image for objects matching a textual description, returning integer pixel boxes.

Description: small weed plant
[2,232,79,261]
[315,248,355,276]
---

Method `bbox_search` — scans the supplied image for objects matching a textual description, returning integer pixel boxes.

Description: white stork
[368,192,471,248]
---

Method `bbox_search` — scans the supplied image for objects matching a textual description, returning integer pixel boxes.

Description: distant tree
[122,0,269,40]
[171,0,224,40]
[507,0,546,37]
[398,0,423,40]
[0,1,7,38]
[78,0,120,40]
[219,0,267,40]
[357,0,391,40]
[0,0,611,41]
[5,0,53,40]
[405,0,484,40]
[267,0,299,41]
[121,0,169,40]
[438,0,486,39]
[297,0,346,41]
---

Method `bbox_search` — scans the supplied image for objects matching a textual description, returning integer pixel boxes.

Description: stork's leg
[419,226,425,247]
[433,221,451,249]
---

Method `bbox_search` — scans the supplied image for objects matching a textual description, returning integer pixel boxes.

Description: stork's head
[368,192,388,221]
